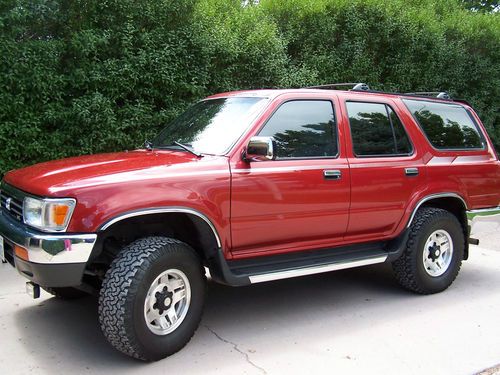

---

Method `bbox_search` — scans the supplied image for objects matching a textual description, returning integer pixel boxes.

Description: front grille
[0,189,24,222]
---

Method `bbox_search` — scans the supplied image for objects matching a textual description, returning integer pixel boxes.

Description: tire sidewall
[413,214,464,293]
[129,245,205,361]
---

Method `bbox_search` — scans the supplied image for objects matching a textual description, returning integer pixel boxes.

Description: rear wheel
[98,236,206,361]
[392,207,464,294]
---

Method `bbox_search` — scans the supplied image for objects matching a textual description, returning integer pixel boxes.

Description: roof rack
[304,82,371,92]
[302,83,455,102]
[405,91,452,100]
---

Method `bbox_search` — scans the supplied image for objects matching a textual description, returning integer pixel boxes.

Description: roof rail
[304,82,371,92]
[302,84,455,102]
[405,91,452,100]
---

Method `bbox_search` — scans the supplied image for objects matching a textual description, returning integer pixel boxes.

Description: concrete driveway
[1,222,500,374]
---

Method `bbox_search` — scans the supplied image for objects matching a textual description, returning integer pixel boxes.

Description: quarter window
[258,100,337,158]
[346,102,412,156]
[403,99,484,150]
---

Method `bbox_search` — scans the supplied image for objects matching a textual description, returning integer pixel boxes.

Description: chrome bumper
[0,210,96,264]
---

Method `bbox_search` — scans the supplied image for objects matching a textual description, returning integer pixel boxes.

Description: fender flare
[406,193,467,228]
[98,206,222,248]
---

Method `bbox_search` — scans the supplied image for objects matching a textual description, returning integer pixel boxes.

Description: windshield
[153,97,269,155]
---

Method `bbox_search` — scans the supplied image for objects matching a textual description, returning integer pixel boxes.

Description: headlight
[23,197,76,232]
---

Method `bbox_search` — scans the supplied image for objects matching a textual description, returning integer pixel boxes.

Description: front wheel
[392,207,464,294]
[98,237,206,361]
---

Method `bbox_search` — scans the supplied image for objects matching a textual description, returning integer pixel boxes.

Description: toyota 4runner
[1,83,499,361]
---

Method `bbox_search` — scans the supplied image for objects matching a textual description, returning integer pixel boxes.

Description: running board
[208,234,409,287]
[247,255,387,283]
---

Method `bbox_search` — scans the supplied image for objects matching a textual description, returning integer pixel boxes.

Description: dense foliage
[0,0,499,175]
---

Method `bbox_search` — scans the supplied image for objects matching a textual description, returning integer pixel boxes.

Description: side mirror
[244,136,276,162]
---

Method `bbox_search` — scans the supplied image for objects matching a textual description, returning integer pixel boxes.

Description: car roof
[205,88,468,107]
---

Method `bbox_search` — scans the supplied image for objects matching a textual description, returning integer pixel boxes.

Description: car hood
[3,150,224,197]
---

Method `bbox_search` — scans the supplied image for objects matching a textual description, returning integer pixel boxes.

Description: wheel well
[419,197,469,259]
[89,213,220,269]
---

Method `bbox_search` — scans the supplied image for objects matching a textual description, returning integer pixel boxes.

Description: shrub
[0,0,498,176]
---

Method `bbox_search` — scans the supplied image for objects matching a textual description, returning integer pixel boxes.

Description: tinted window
[403,99,484,149]
[347,102,412,156]
[259,100,337,158]
[390,108,413,154]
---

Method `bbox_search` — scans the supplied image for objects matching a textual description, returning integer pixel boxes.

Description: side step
[247,254,387,283]
[209,233,408,287]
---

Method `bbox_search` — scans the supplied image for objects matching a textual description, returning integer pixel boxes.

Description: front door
[230,96,351,258]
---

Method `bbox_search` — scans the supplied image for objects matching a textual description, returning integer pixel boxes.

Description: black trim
[228,243,386,277]
[208,250,250,286]
[13,257,86,287]
[385,228,410,262]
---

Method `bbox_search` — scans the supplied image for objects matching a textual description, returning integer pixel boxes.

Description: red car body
[4,89,500,262]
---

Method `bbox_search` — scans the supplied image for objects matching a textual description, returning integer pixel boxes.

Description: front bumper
[0,210,96,287]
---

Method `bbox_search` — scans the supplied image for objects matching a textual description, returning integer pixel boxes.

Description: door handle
[405,167,419,177]
[324,170,342,180]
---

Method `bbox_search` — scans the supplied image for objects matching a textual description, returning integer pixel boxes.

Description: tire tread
[98,236,204,360]
[392,207,463,295]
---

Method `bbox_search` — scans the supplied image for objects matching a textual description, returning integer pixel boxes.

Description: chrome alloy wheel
[144,269,191,335]
[423,230,454,277]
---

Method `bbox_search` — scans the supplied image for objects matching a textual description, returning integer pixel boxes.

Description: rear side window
[403,99,484,150]
[258,100,337,158]
[346,102,412,157]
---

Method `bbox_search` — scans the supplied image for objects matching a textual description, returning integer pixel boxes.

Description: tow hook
[26,282,40,299]
[468,237,480,245]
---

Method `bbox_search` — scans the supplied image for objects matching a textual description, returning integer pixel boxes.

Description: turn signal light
[52,204,70,226]
[14,245,29,261]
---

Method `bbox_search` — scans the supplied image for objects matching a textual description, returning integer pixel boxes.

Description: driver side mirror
[244,136,276,162]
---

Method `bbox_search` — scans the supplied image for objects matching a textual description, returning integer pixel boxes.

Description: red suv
[1,83,499,361]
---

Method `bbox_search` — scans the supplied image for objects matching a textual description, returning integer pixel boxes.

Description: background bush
[0,0,498,175]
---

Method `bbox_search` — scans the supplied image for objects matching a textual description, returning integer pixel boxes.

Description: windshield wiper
[146,140,203,157]
[173,141,203,158]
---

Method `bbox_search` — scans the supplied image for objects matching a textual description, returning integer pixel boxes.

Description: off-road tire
[43,287,88,300]
[98,236,206,361]
[392,207,464,294]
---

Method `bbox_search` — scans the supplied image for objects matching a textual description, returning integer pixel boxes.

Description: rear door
[229,93,351,257]
[341,96,427,242]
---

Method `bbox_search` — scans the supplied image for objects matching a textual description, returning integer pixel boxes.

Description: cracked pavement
[1,219,500,374]
[205,325,267,374]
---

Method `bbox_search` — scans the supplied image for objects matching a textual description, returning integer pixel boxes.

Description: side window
[258,100,337,158]
[346,102,413,157]
[403,99,484,150]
